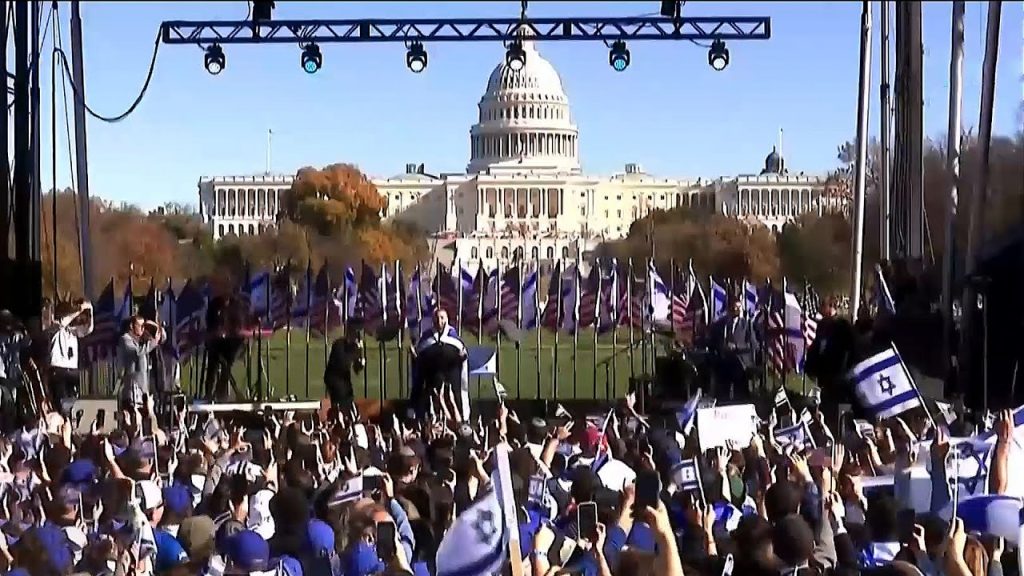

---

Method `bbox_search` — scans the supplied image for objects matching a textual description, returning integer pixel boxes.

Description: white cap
[136,480,163,511]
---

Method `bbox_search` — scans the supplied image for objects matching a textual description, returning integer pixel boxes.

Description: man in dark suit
[324,329,364,413]
[804,296,857,429]
[712,298,758,402]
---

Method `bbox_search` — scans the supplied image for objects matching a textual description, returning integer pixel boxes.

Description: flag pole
[359,261,369,399]
[325,264,333,372]
[395,259,405,399]
[379,262,388,401]
[892,343,938,427]
[282,263,291,399]
[610,259,619,399]
[626,258,636,382]
[414,262,425,399]
[572,262,579,400]
[592,259,600,400]
[495,259,502,384]
[515,260,523,400]
[534,258,542,400]
[552,260,562,400]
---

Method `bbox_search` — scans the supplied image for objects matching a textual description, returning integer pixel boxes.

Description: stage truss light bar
[160,16,771,46]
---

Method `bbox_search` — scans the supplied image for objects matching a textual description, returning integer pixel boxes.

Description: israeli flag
[467,346,497,376]
[671,458,702,493]
[436,480,508,576]
[848,346,921,419]
[774,421,815,449]
[956,495,1024,544]
[676,389,702,436]
[710,277,728,322]
[743,280,758,318]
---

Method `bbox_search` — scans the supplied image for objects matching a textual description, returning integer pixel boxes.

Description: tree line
[38,133,1023,300]
[602,133,1024,299]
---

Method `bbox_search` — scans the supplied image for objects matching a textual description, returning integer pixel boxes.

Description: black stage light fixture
[708,39,729,71]
[204,44,225,75]
[301,43,322,74]
[406,42,427,73]
[506,40,526,71]
[660,1,680,19]
[252,0,275,23]
[609,40,630,71]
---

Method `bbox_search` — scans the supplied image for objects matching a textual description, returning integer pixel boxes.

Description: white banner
[696,404,758,450]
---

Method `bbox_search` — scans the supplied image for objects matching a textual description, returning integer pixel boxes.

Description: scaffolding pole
[849,0,872,317]
[941,1,965,379]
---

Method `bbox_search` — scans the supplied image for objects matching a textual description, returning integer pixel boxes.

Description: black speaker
[0,258,42,322]
[654,354,697,401]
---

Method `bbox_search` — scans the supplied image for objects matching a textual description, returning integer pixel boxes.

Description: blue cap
[225,530,270,572]
[31,525,73,573]
[342,541,384,576]
[162,485,192,517]
[60,459,97,485]
[154,530,189,572]
[305,519,334,557]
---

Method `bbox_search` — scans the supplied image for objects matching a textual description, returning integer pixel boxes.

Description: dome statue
[467,30,581,175]
[761,146,786,175]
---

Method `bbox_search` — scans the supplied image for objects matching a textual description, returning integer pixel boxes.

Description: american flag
[355,262,383,332]
[540,261,563,331]
[406,265,434,340]
[595,264,617,334]
[458,264,481,334]
[82,280,118,364]
[802,285,821,350]
[172,280,207,360]
[671,265,693,345]
[577,264,601,329]
[481,266,502,335]
[497,265,521,327]
[765,287,790,374]
[616,261,643,330]
[307,266,340,336]
[432,263,460,325]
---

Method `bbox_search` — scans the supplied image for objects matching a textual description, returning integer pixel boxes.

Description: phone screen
[577,501,598,541]
[363,475,384,494]
[142,417,154,438]
[528,475,546,505]
[807,448,832,468]
[96,409,107,430]
[634,469,662,512]
[375,521,397,561]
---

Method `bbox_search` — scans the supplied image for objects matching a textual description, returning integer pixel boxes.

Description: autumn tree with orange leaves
[283,163,387,235]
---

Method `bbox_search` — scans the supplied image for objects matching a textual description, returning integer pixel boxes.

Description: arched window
[546,246,555,259]
[228,224,235,235]
[514,247,524,261]
[218,224,225,237]
[249,224,255,235]
[531,247,539,260]
[561,246,569,259]
[501,247,509,259]
[486,247,494,259]
[471,247,479,259]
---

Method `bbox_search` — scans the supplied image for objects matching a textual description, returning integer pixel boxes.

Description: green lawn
[88,329,814,401]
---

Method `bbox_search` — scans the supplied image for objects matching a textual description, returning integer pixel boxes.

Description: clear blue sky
[36,1,1024,209]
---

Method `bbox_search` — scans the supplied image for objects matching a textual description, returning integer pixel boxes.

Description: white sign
[696,404,758,450]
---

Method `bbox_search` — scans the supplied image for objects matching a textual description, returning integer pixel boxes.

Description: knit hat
[176,515,217,561]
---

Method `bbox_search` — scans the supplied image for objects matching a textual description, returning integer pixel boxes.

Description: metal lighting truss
[160,16,771,45]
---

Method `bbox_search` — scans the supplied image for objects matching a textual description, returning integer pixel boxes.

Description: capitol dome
[467,33,580,175]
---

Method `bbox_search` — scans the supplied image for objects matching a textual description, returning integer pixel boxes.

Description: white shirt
[48,314,93,370]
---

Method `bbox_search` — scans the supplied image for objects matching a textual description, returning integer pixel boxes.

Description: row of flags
[78,259,900,374]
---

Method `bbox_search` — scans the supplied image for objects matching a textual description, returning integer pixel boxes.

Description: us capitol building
[198,35,847,267]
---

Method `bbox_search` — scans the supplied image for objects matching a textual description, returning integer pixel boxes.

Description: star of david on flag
[848,345,921,420]
[436,472,508,576]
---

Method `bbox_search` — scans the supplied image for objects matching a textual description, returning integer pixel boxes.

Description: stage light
[506,40,526,71]
[609,41,630,72]
[204,44,225,75]
[660,1,680,19]
[301,43,322,74]
[708,39,729,71]
[252,0,275,23]
[406,42,427,73]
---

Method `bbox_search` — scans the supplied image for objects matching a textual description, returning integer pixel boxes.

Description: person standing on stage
[117,314,165,408]
[203,279,247,402]
[411,308,469,419]
[46,298,94,415]
[710,297,758,402]
[804,295,856,428]
[324,329,364,414]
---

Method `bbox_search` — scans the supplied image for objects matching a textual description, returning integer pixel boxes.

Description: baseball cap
[162,484,192,517]
[305,519,334,557]
[224,530,270,572]
[342,541,384,576]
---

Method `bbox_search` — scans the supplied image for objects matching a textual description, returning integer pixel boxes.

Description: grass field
[89,329,814,401]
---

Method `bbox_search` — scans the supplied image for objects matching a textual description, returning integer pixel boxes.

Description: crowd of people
[0,279,1021,576]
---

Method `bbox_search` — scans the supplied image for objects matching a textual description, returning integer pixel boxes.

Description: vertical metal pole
[963,1,1001,284]
[942,1,965,381]
[30,0,41,263]
[70,0,94,297]
[849,0,873,318]
[879,0,892,262]
[0,1,10,259]
[13,1,30,264]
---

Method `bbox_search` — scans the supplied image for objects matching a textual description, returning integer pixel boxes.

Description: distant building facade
[198,36,846,267]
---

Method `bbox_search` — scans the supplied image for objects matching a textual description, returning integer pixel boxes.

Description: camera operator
[323,328,365,414]
[0,310,31,430]
[117,314,165,408]
[47,298,94,414]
